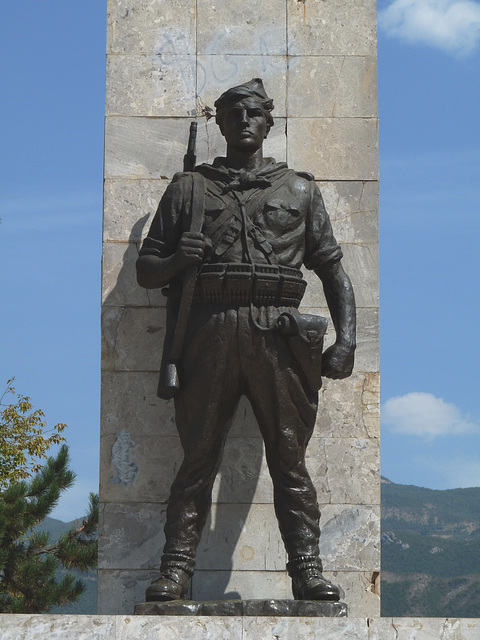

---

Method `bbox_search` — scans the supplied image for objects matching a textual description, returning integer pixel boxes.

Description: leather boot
[291,567,340,601]
[145,566,191,602]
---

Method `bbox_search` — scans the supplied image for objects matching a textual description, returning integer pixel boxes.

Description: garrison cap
[214,78,274,114]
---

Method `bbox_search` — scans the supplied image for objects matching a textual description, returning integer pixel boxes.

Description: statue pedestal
[134,599,347,617]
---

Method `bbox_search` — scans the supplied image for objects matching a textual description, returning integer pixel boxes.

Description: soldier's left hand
[321,343,355,379]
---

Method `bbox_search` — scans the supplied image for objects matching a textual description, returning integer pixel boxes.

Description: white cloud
[382,392,478,438]
[378,0,480,56]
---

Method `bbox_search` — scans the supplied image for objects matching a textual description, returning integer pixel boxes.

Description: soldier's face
[220,97,268,152]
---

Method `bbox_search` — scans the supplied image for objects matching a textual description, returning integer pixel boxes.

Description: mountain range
[381,477,480,617]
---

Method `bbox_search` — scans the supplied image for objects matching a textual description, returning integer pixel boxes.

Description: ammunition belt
[192,263,307,307]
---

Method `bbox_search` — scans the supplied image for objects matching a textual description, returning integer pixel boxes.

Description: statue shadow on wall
[103,213,264,603]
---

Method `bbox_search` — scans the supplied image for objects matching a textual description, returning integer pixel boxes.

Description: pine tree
[0,445,98,613]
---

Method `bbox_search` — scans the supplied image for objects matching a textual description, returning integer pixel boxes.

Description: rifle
[183,121,197,172]
[158,121,205,399]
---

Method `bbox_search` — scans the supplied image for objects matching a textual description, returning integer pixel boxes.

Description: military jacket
[139,157,342,275]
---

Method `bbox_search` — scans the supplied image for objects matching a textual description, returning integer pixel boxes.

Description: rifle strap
[168,172,205,362]
[189,171,206,234]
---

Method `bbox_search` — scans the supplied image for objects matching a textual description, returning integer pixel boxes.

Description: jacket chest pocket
[262,200,302,231]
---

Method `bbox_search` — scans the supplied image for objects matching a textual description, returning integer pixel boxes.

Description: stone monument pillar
[100,0,379,615]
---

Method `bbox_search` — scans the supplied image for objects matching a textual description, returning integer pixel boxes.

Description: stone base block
[134,599,347,617]
[1,615,480,639]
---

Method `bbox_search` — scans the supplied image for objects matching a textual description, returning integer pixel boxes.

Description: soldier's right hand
[174,232,206,270]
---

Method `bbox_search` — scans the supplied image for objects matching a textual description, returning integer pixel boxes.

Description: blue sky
[378,0,480,490]
[1,1,479,520]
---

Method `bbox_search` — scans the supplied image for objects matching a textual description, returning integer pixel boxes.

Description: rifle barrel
[183,121,197,172]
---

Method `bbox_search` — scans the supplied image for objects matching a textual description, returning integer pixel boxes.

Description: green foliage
[382,573,480,618]
[49,569,97,614]
[0,446,98,613]
[381,577,411,616]
[0,379,66,488]
[382,530,480,576]
[382,482,480,535]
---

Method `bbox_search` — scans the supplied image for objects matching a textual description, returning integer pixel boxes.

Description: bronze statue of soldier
[136,78,356,602]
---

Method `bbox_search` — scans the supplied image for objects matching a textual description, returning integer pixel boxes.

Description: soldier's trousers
[161,304,321,574]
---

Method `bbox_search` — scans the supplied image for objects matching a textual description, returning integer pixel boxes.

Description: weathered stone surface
[287,0,376,56]
[299,268,327,306]
[102,242,136,305]
[287,118,379,181]
[319,180,379,246]
[103,179,167,243]
[192,569,290,601]
[117,615,243,640]
[197,0,287,55]
[369,617,480,640]
[97,569,160,614]
[307,438,380,506]
[362,372,380,439]
[355,308,379,372]
[0,614,116,640]
[100,434,182,502]
[243,616,368,640]
[104,117,190,180]
[101,371,176,437]
[2,615,479,639]
[106,54,196,116]
[315,374,370,439]
[319,504,380,572]
[197,55,287,117]
[101,306,165,372]
[107,0,196,55]
[288,56,377,118]
[195,503,286,571]
[323,571,380,618]
[134,598,347,617]
[103,241,165,307]
[98,502,166,570]
[105,116,286,180]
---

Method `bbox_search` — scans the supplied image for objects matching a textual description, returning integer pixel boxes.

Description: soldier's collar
[197,157,289,191]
